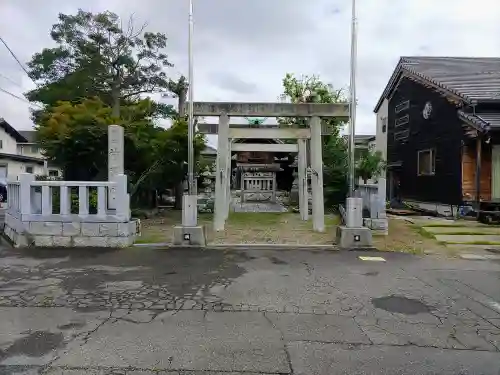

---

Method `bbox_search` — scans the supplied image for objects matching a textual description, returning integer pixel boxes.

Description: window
[49,170,59,177]
[395,100,410,113]
[0,140,3,149]
[417,149,436,176]
[381,117,387,133]
[26,166,34,174]
[394,129,409,141]
[30,146,39,153]
[395,114,409,127]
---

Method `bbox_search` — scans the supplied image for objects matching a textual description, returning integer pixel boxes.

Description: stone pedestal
[336,226,373,249]
[346,197,363,228]
[182,194,198,226]
[172,225,206,246]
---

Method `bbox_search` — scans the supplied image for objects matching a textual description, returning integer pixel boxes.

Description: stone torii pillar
[298,138,309,220]
[214,113,230,231]
[224,140,232,220]
[310,116,325,232]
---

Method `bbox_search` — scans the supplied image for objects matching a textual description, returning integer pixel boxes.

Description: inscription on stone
[108,125,124,210]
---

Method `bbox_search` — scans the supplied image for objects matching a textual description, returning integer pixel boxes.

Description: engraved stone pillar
[108,125,124,210]
[214,113,229,231]
[310,116,325,232]
[298,138,308,220]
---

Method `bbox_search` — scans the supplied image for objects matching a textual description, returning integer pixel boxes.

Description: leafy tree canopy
[356,150,386,184]
[25,9,175,119]
[278,73,346,136]
[36,98,206,198]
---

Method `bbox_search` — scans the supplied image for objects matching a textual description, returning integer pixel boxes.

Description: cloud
[0,0,499,139]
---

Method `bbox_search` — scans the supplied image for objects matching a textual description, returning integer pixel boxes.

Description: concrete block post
[377,177,387,218]
[19,173,35,220]
[214,113,229,231]
[310,116,325,232]
[298,138,308,220]
[108,125,124,210]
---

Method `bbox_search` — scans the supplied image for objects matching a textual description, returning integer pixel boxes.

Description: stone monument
[108,125,124,210]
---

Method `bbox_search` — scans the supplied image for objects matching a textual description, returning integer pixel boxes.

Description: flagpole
[187,0,196,200]
[348,0,358,197]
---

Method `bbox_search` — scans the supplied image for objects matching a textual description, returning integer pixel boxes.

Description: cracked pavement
[1,247,500,374]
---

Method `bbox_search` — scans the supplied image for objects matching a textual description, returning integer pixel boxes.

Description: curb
[134,243,340,251]
[133,243,378,251]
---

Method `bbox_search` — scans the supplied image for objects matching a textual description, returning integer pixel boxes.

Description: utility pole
[348,0,358,197]
[172,0,205,245]
[187,0,195,200]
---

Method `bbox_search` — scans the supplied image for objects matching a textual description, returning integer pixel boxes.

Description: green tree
[36,97,206,207]
[356,150,386,184]
[36,97,162,181]
[279,73,348,206]
[148,119,206,209]
[25,9,175,118]
[279,73,345,134]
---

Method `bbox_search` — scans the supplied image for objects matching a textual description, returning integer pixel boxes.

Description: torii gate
[193,102,349,232]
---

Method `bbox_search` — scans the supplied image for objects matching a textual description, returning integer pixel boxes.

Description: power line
[0,36,36,85]
[0,72,22,88]
[0,86,42,109]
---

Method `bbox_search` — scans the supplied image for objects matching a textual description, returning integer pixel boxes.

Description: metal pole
[187,0,195,197]
[348,0,358,197]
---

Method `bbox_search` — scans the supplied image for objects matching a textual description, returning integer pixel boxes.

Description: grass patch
[138,210,340,245]
[413,226,436,239]
[372,218,449,255]
[226,212,287,226]
[419,223,469,228]
[446,241,500,246]
[437,231,500,236]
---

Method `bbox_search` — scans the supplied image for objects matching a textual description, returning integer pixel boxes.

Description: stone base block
[336,226,373,250]
[3,218,140,248]
[364,218,388,235]
[172,225,206,247]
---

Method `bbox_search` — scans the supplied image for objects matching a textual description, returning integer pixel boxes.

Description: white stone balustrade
[4,173,138,248]
[8,174,129,222]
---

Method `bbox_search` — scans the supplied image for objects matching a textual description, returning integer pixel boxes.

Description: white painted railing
[7,181,20,216]
[8,173,129,222]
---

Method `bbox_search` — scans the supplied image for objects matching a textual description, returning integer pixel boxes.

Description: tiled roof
[18,130,36,143]
[458,111,500,131]
[375,57,500,112]
[0,118,28,143]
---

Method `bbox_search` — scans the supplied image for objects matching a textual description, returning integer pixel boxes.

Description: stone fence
[356,181,388,235]
[355,184,379,217]
[4,173,139,248]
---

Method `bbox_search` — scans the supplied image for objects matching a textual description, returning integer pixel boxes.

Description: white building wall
[0,127,20,154]
[375,98,388,161]
[0,159,46,182]
[17,144,44,158]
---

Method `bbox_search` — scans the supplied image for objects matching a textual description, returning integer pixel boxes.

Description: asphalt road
[0,246,500,374]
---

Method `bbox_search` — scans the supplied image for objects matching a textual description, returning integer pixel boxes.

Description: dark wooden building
[374,57,500,207]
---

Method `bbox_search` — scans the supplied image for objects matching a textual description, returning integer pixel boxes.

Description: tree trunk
[111,71,121,118]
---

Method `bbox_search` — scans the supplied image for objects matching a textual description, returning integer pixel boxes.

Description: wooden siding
[387,77,464,204]
[462,143,492,201]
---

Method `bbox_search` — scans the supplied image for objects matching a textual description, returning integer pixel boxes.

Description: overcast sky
[1,0,499,142]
